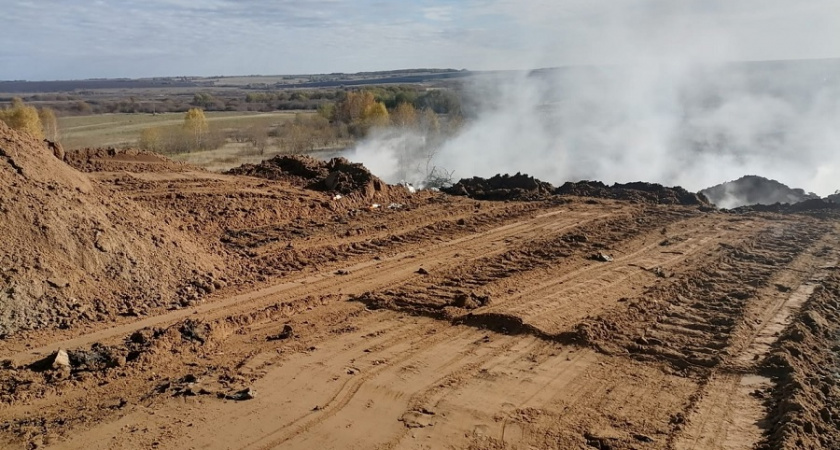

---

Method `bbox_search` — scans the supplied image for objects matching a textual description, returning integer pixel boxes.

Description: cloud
[2,0,838,79]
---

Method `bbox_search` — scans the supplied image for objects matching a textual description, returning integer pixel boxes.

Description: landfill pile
[700,175,819,209]
[555,180,710,206]
[443,173,555,200]
[227,155,390,198]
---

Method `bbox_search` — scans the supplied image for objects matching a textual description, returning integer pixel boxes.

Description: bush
[0,98,44,139]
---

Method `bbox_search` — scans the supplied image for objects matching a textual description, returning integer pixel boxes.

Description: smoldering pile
[555,181,710,206]
[226,155,390,198]
[443,173,555,201]
[700,175,819,209]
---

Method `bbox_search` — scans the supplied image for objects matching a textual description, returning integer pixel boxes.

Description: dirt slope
[0,123,220,338]
[0,134,838,450]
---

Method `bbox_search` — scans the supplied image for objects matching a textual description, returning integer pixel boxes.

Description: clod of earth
[267,324,294,341]
[590,252,614,262]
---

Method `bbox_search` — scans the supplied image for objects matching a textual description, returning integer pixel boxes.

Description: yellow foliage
[363,102,389,127]
[38,107,59,141]
[390,102,418,128]
[419,108,439,134]
[139,127,164,152]
[0,98,44,139]
[183,108,209,147]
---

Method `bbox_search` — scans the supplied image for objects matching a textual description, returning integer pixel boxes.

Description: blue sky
[2,0,839,80]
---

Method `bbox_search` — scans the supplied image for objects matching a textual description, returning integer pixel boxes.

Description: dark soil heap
[700,175,818,208]
[556,180,709,206]
[226,155,390,198]
[64,147,193,173]
[0,122,220,337]
[443,173,554,201]
[731,198,840,217]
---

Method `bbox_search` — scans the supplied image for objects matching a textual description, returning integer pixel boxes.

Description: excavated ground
[1,132,839,449]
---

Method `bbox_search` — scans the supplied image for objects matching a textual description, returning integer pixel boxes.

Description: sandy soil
[1,125,838,449]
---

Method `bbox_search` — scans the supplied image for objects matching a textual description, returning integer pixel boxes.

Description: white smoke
[348,4,840,196]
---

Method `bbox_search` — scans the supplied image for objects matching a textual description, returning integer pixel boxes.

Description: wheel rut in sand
[672,228,839,450]
[2,203,837,450]
[5,205,609,366]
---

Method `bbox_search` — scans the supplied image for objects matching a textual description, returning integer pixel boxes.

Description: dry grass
[57,111,307,149]
[170,142,345,172]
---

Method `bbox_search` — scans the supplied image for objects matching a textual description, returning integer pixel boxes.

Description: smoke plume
[350,5,840,197]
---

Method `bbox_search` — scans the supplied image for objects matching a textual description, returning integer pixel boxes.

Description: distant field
[169,143,345,172]
[57,111,309,150]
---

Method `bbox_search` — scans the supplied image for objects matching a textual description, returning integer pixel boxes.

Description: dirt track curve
[2,141,839,450]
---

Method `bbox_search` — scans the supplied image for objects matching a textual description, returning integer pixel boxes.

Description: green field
[57,111,307,150]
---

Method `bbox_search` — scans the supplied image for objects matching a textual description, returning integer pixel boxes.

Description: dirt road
[1,147,839,449]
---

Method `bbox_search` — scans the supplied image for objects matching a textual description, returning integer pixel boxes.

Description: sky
[2,0,840,80]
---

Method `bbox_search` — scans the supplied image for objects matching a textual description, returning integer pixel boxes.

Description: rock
[46,277,70,288]
[453,292,491,309]
[590,252,613,262]
[224,387,256,401]
[267,324,294,341]
[52,349,71,369]
[400,409,435,428]
[633,433,655,443]
[562,234,588,243]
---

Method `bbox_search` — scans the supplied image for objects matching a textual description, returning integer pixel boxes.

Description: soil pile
[731,198,840,217]
[556,181,709,206]
[0,122,220,337]
[64,147,193,173]
[443,173,554,201]
[762,272,840,450]
[226,155,390,198]
[700,175,818,209]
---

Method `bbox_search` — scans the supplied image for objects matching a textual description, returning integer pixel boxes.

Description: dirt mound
[443,173,554,200]
[64,147,194,173]
[226,155,390,198]
[762,272,840,450]
[700,175,818,209]
[731,198,840,216]
[0,122,220,337]
[555,180,710,206]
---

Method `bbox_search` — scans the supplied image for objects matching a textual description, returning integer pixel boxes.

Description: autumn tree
[418,107,440,135]
[183,108,209,149]
[333,91,376,124]
[138,127,164,152]
[390,102,418,128]
[363,102,389,127]
[0,98,44,139]
[38,107,59,141]
[333,91,390,137]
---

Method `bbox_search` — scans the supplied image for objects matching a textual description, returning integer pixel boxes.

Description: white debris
[399,181,416,194]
